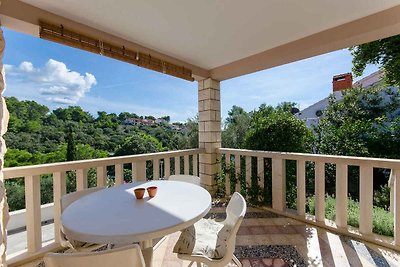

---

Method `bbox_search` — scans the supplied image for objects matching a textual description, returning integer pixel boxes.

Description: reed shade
[39,21,194,81]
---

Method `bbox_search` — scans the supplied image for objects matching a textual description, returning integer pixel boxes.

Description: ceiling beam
[0,0,210,81]
[210,5,400,81]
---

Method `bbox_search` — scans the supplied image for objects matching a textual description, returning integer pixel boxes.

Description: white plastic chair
[168,175,201,186]
[176,192,246,267]
[60,187,105,251]
[44,244,146,267]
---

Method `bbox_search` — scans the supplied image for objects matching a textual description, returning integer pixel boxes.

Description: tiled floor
[17,205,400,267]
[152,206,400,267]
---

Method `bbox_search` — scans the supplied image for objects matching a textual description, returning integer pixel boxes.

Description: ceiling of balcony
[3,1,400,80]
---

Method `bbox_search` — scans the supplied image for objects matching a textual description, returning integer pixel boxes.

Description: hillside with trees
[4,96,198,167]
[4,96,198,211]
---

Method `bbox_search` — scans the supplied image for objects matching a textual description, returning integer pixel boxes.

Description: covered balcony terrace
[1,1,400,266]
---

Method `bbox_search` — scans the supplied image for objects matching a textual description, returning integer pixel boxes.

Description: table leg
[140,240,153,267]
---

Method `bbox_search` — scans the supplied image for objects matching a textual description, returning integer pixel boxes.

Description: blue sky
[3,28,377,122]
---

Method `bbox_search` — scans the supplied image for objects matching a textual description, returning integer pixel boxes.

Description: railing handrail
[218,148,400,169]
[4,148,204,179]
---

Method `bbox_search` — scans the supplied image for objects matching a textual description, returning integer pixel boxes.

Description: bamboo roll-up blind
[39,21,194,81]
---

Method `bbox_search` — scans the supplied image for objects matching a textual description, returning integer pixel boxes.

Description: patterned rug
[235,245,307,267]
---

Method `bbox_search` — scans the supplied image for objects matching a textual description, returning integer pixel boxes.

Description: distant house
[124,118,142,125]
[142,119,155,125]
[296,71,393,127]
[155,118,167,124]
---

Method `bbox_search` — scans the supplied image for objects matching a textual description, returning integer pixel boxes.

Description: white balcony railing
[4,148,203,266]
[5,147,400,266]
[218,148,400,251]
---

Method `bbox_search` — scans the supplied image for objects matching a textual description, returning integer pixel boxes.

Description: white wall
[7,203,54,231]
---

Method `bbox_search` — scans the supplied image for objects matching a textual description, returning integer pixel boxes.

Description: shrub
[307,195,393,236]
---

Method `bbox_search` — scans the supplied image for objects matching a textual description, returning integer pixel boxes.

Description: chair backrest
[59,187,105,246]
[223,192,246,262]
[44,244,145,267]
[168,175,201,186]
[61,187,105,212]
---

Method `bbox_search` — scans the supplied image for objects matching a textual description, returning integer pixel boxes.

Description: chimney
[332,73,352,92]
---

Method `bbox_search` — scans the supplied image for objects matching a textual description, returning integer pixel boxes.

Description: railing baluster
[53,172,66,243]
[359,165,373,235]
[257,157,264,202]
[76,169,88,191]
[153,159,160,179]
[25,175,42,253]
[395,169,400,246]
[225,153,231,196]
[389,170,395,213]
[235,154,241,192]
[315,161,325,222]
[115,164,124,185]
[164,158,170,178]
[175,156,180,175]
[184,155,189,175]
[245,156,251,190]
[336,163,348,228]
[272,158,286,211]
[133,161,147,181]
[97,165,107,187]
[193,154,198,176]
[296,160,306,216]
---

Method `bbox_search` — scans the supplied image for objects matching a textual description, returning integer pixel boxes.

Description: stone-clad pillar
[0,26,9,266]
[198,78,221,194]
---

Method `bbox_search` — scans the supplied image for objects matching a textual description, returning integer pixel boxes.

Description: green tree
[66,127,77,161]
[314,85,400,198]
[315,85,400,158]
[114,132,164,156]
[178,117,198,149]
[245,104,313,152]
[350,34,400,86]
[222,106,251,148]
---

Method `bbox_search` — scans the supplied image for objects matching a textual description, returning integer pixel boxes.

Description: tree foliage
[350,35,400,86]
[222,106,251,149]
[245,103,313,152]
[114,133,164,156]
[315,85,400,158]
[4,97,194,211]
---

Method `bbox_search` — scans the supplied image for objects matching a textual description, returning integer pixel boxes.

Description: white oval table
[61,180,212,246]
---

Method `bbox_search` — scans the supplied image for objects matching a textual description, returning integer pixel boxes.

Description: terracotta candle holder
[147,186,158,198]
[134,188,145,199]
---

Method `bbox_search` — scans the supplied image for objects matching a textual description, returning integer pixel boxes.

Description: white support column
[174,156,180,175]
[225,154,231,196]
[184,155,189,175]
[96,166,107,187]
[76,169,88,191]
[0,27,9,265]
[336,163,348,228]
[153,159,160,179]
[394,169,400,246]
[245,156,251,189]
[192,154,198,177]
[198,78,221,193]
[315,161,325,222]
[257,157,264,202]
[53,172,66,243]
[359,165,373,235]
[133,161,146,181]
[25,175,42,253]
[272,158,286,212]
[235,155,241,192]
[115,164,124,185]
[297,160,306,217]
[164,158,170,178]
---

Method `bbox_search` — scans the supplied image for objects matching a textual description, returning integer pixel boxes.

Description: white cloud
[5,59,96,104]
